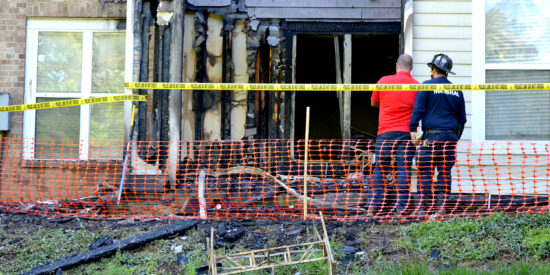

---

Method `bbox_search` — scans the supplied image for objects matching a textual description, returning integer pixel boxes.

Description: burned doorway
[294,34,399,140]
[350,34,400,139]
[295,35,339,139]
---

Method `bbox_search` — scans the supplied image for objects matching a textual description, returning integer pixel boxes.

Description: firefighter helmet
[427,53,455,75]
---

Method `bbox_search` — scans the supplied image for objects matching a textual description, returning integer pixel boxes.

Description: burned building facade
[0,0,407,205]
[134,0,404,148]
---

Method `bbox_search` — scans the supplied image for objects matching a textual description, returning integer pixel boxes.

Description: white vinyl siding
[412,0,473,140]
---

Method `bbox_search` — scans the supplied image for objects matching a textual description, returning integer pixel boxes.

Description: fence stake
[303,107,310,220]
[198,170,207,219]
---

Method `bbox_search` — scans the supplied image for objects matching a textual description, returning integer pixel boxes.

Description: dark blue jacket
[409,77,467,136]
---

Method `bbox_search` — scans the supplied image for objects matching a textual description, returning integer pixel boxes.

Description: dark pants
[417,132,458,206]
[369,131,415,212]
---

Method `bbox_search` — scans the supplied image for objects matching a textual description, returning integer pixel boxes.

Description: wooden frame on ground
[208,212,336,274]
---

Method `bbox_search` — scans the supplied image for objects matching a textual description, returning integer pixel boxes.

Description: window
[24,20,126,160]
[482,0,550,141]
[485,71,550,140]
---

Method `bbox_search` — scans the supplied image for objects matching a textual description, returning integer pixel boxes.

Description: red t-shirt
[371,71,419,136]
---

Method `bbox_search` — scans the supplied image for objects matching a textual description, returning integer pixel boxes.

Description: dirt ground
[5,211,549,274]
[0,211,405,274]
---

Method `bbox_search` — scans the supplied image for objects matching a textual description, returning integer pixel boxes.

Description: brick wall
[0,0,126,137]
[0,1,126,202]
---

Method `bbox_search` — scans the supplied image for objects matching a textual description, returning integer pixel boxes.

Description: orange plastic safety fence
[0,138,548,222]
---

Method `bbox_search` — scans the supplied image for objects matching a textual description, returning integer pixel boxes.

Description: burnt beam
[22,220,199,275]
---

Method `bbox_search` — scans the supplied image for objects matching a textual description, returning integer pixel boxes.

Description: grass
[351,260,550,275]
[75,230,207,275]
[2,213,550,274]
[0,221,208,275]
[399,212,550,263]
[4,228,97,274]
[523,227,550,259]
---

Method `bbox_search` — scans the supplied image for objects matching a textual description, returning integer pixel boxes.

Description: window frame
[471,0,550,144]
[24,19,127,160]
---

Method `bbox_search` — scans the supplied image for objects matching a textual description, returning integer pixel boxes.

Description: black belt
[425,129,455,134]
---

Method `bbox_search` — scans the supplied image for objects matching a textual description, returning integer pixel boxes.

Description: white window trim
[471,1,550,148]
[471,0,486,143]
[24,19,126,160]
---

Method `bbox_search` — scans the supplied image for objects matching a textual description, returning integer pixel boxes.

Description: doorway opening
[294,34,399,140]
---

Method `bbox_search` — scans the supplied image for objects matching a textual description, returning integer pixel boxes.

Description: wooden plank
[455,155,550,167]
[198,170,207,218]
[168,0,184,185]
[254,50,261,138]
[414,1,472,14]
[249,7,360,19]
[182,12,197,158]
[462,116,472,127]
[409,78,473,89]
[451,179,550,195]
[457,145,549,156]
[413,26,472,39]
[204,13,224,140]
[412,63,472,77]
[413,39,472,52]
[461,127,472,140]
[339,0,400,8]
[411,74,472,85]
[459,147,549,157]
[230,19,248,140]
[360,7,401,19]
[245,0,400,8]
[290,34,296,158]
[249,7,400,20]
[413,51,472,65]
[188,0,231,6]
[342,34,351,140]
[463,91,473,102]
[414,14,472,27]
[452,166,550,178]
[334,37,342,85]
[464,102,472,116]
[334,36,343,136]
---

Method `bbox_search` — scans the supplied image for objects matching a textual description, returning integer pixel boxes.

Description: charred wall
[138,0,403,144]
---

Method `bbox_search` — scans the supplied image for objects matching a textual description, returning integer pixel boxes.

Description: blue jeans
[369,132,415,212]
[417,132,458,203]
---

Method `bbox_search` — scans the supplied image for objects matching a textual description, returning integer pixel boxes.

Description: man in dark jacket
[409,53,467,216]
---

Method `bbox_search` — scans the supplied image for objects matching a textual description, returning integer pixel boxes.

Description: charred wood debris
[1,138,548,219]
[20,220,200,275]
[2,141,372,218]
[1,0,548,223]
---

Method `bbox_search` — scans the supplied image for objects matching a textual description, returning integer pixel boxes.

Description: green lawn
[1,212,550,274]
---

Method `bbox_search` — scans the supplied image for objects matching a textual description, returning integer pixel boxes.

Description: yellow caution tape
[125,82,550,91]
[0,94,147,113]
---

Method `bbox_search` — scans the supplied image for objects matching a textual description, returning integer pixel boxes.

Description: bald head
[396,54,413,72]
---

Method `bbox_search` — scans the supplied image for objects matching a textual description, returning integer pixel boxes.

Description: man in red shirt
[369,54,419,217]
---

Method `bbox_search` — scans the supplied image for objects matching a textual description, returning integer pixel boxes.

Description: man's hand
[370,100,379,107]
[410,132,421,146]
